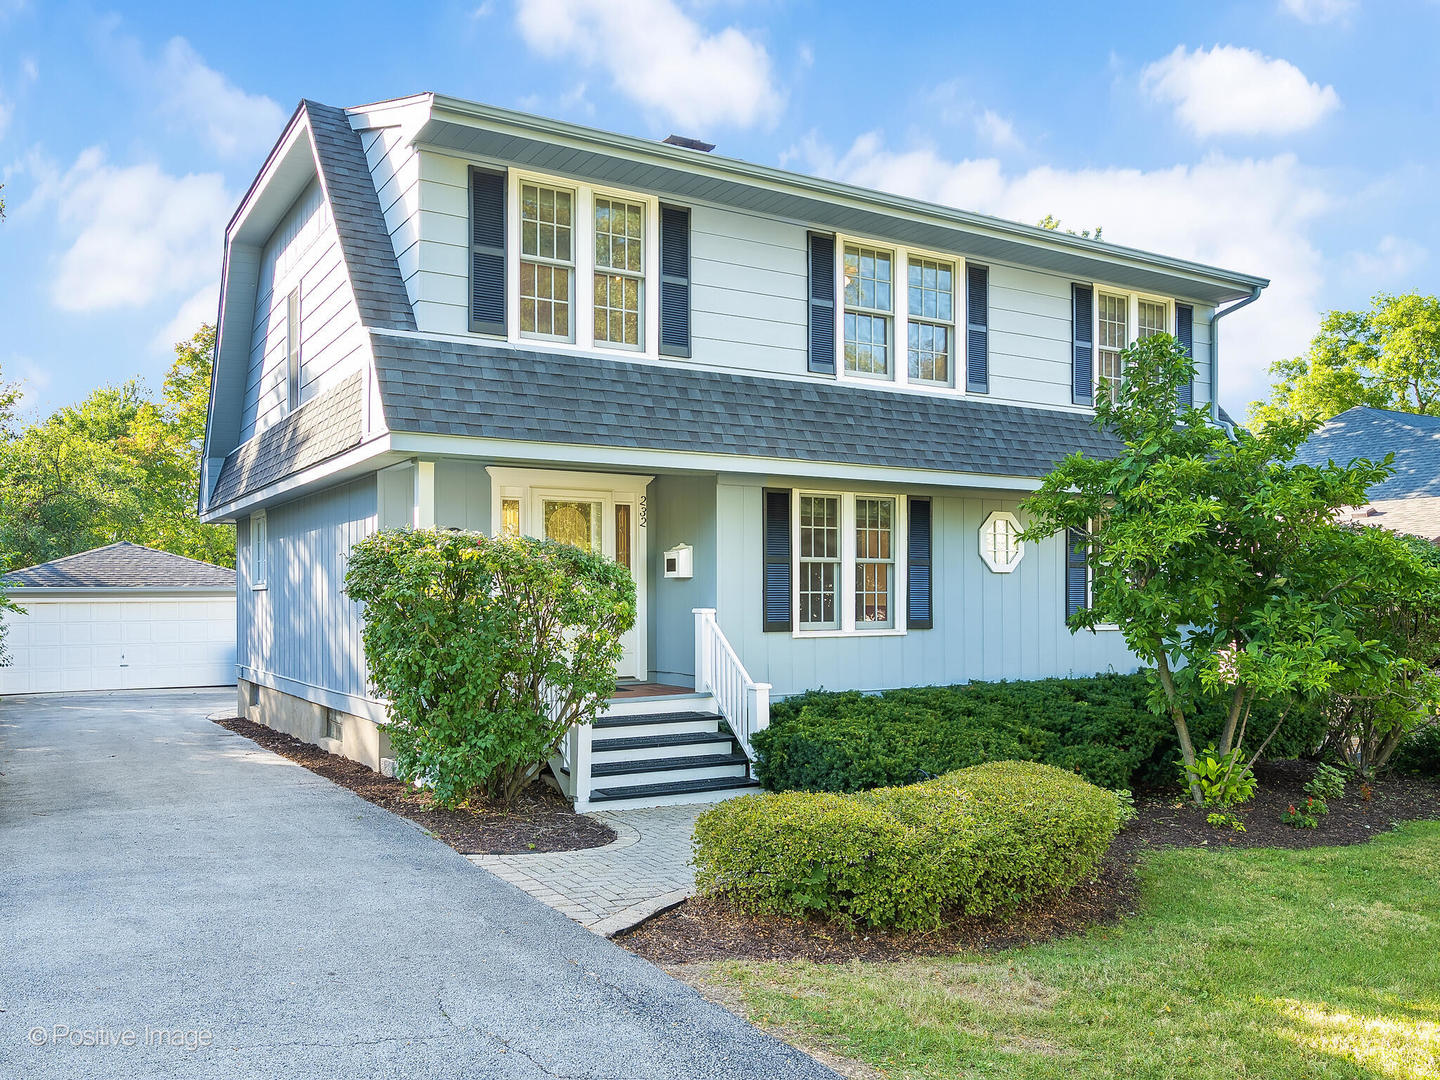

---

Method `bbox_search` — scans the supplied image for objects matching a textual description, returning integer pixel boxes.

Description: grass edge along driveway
[689,821,1440,1080]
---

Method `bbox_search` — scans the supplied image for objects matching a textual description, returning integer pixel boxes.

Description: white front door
[489,469,650,680]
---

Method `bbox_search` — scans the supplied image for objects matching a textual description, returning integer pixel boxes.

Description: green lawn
[696,822,1440,1079]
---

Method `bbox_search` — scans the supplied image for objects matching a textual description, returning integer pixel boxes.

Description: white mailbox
[663,543,693,579]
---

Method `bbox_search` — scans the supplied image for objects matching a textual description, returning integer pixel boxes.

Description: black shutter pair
[762,491,933,632]
[806,235,989,392]
[468,167,692,353]
[1071,287,1196,408]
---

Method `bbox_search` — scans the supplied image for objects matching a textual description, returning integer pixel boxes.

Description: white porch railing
[693,608,770,761]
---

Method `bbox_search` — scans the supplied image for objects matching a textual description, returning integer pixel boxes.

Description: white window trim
[1089,287,1174,402]
[249,510,268,590]
[833,233,967,397]
[979,510,1024,574]
[514,179,579,345]
[791,488,908,638]
[505,168,661,361]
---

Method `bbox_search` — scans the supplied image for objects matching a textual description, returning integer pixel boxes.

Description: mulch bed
[618,760,1440,964]
[212,716,615,855]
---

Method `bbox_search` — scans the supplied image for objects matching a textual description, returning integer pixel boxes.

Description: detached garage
[0,542,236,694]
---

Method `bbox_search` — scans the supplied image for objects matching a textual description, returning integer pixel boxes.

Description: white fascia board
[387,432,1045,493]
[199,433,400,524]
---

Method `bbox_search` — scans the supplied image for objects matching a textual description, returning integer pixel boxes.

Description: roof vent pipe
[1209,284,1264,438]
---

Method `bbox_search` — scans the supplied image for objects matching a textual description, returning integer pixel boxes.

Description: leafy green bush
[1305,763,1348,802]
[693,761,1126,929]
[344,528,634,807]
[1393,724,1440,778]
[752,675,1323,794]
[1180,746,1258,809]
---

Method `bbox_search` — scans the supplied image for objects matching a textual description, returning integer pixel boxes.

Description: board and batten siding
[712,477,1137,697]
[237,476,378,716]
[240,179,370,442]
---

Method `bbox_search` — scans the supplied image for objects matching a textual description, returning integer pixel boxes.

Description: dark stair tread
[591,730,737,753]
[593,711,724,729]
[591,752,750,777]
[589,776,762,801]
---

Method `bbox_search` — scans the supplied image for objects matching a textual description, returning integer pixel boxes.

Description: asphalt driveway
[0,689,834,1079]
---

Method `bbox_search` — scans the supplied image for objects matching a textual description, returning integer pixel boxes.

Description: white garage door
[0,594,237,694]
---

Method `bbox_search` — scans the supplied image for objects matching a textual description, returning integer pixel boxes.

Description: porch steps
[561,695,762,810]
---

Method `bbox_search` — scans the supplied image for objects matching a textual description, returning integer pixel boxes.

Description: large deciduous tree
[1022,333,1401,804]
[1250,292,1440,427]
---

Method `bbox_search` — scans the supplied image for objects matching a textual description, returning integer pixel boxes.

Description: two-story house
[200,94,1268,810]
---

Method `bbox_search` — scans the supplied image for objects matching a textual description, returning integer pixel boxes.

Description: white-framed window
[1138,298,1168,340]
[795,490,907,635]
[842,244,894,378]
[284,289,301,413]
[906,256,955,386]
[249,511,268,589]
[592,195,645,349]
[979,510,1024,574]
[1097,291,1128,403]
[518,182,576,342]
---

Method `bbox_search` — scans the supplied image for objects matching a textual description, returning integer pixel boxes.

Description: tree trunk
[1155,651,1203,805]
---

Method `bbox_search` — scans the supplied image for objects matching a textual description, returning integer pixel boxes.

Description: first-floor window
[854,497,895,627]
[250,511,268,588]
[799,494,841,630]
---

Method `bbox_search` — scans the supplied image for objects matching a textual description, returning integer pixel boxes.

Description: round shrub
[692,760,1127,929]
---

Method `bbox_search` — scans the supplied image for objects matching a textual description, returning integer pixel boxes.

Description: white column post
[572,723,593,811]
[750,682,771,735]
[693,608,715,693]
[414,460,436,529]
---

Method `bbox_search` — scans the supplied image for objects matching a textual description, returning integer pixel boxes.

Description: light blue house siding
[646,474,720,686]
[712,477,1136,696]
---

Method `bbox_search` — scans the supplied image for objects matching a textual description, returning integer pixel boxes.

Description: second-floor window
[520,183,575,342]
[284,289,301,413]
[843,245,894,378]
[907,257,954,386]
[593,196,644,349]
[1138,298,1168,340]
[1097,291,1128,403]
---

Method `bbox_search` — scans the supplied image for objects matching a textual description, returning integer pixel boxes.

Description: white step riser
[601,694,717,718]
[591,739,735,764]
[579,786,754,812]
[596,762,749,788]
[594,717,720,740]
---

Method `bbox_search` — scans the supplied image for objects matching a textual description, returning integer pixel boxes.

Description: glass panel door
[542,499,601,552]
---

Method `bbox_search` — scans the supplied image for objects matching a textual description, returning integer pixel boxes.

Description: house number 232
[638,496,648,528]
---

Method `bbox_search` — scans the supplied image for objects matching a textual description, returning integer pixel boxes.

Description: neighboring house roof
[210,371,366,508]
[303,101,416,333]
[1294,407,1440,501]
[1342,498,1440,545]
[369,333,1120,479]
[2,542,236,591]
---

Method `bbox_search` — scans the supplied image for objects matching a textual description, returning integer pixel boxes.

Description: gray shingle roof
[1294,406,1440,501]
[303,101,416,333]
[210,372,366,506]
[369,333,1120,478]
[3,542,235,590]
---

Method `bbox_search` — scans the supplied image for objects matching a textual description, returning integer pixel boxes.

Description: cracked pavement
[0,689,836,1079]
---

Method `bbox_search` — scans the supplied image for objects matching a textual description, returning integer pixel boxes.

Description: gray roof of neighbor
[1294,406,1440,501]
[369,333,1119,478]
[303,100,417,333]
[3,542,235,590]
[210,371,366,506]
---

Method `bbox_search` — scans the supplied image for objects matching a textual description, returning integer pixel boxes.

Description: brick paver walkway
[468,803,706,936]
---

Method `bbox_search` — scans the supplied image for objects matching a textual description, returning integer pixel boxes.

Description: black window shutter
[1072,284,1094,406]
[660,205,691,357]
[907,497,933,630]
[1176,303,1195,408]
[469,167,506,336]
[807,233,836,374]
[1065,527,1089,619]
[966,264,989,393]
[763,489,793,632]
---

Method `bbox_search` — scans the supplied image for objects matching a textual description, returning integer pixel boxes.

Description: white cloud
[151,282,220,352]
[0,99,11,143]
[29,147,230,313]
[1348,234,1427,282]
[152,38,288,160]
[975,109,1023,151]
[791,134,1332,411]
[513,0,783,130]
[1279,0,1356,24]
[1142,45,1340,137]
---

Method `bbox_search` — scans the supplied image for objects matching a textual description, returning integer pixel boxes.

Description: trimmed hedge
[751,674,1326,793]
[692,760,1126,929]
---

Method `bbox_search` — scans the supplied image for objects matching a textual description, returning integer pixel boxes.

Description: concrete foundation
[237,677,389,772]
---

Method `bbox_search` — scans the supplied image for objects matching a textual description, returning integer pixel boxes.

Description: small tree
[0,556,22,670]
[1022,333,1393,804]
[343,529,635,807]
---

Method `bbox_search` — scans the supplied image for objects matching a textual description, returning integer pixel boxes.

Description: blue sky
[1,0,1436,418]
